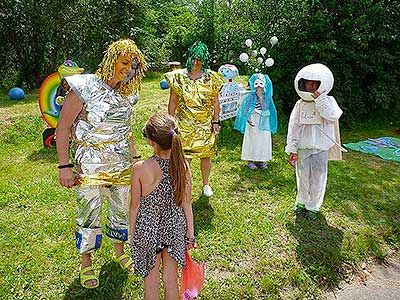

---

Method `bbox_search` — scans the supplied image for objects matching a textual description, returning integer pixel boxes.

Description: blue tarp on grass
[344,137,400,163]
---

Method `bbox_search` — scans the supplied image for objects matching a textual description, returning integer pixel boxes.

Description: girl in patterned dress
[130,113,196,300]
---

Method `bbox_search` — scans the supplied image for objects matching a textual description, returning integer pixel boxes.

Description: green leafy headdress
[185,41,210,71]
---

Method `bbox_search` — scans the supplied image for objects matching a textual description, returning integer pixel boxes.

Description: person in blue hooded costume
[234,73,278,169]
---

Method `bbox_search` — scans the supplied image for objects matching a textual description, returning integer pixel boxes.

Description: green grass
[0,76,399,300]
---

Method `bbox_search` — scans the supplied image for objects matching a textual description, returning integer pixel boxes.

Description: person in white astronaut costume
[285,63,343,220]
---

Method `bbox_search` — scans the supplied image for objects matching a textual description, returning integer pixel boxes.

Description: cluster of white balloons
[239,36,279,72]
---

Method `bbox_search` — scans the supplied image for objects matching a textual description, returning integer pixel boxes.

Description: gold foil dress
[165,69,224,158]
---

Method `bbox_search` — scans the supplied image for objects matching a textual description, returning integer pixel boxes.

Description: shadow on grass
[27,146,58,162]
[192,194,215,235]
[63,262,128,300]
[287,213,344,289]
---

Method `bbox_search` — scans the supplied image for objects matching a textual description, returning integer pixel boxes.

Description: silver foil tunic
[66,74,138,186]
[65,74,137,253]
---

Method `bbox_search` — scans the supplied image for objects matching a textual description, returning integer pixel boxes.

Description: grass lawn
[0,74,399,300]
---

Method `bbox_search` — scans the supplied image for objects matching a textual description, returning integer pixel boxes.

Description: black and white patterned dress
[131,155,187,278]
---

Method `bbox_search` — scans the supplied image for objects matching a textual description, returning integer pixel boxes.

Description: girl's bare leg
[144,254,161,300]
[161,249,179,300]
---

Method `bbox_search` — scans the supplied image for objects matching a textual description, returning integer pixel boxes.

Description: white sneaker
[202,185,213,197]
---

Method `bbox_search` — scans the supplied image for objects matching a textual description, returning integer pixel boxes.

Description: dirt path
[329,254,400,300]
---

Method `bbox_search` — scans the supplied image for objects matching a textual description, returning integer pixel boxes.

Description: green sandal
[80,265,99,289]
[114,253,134,273]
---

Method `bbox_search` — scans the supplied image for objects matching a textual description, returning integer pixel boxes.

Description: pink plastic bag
[181,250,205,300]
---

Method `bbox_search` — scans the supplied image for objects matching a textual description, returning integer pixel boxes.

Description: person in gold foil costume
[166,41,224,197]
[56,39,146,289]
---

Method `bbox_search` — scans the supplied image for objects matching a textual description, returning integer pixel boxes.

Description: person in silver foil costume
[56,39,147,289]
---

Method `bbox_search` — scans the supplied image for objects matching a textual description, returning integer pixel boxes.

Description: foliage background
[0,0,399,126]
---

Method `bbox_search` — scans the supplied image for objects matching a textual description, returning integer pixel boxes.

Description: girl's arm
[129,162,142,241]
[182,163,194,240]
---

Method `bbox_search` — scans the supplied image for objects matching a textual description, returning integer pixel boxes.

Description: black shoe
[304,210,318,220]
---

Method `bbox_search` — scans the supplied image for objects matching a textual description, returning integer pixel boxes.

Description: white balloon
[265,57,274,67]
[260,47,267,55]
[270,36,278,46]
[245,39,253,47]
[257,57,263,64]
[239,52,249,62]
[255,68,259,72]
[252,50,258,57]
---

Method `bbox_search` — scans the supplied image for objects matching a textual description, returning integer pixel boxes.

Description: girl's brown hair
[143,114,188,206]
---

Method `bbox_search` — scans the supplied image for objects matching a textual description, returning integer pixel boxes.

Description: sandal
[246,162,258,170]
[257,162,267,169]
[114,253,134,273]
[80,265,99,289]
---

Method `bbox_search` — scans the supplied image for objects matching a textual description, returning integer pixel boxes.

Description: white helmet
[294,63,334,101]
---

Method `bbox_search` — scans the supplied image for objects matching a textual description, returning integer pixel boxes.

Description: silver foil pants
[295,149,328,212]
[73,185,130,254]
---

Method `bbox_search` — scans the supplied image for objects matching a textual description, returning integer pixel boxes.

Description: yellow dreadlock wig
[96,39,147,96]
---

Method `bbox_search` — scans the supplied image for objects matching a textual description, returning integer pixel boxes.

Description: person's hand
[185,241,197,250]
[312,90,326,99]
[247,119,255,127]
[185,236,197,250]
[289,153,298,167]
[256,88,263,98]
[59,168,80,188]
[212,123,220,135]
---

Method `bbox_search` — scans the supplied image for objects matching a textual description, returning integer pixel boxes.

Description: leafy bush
[0,0,398,126]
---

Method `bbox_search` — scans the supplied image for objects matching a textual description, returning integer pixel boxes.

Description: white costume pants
[73,185,130,254]
[295,149,328,211]
[241,111,272,162]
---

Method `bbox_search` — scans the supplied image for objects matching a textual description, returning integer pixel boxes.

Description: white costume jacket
[285,94,343,160]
